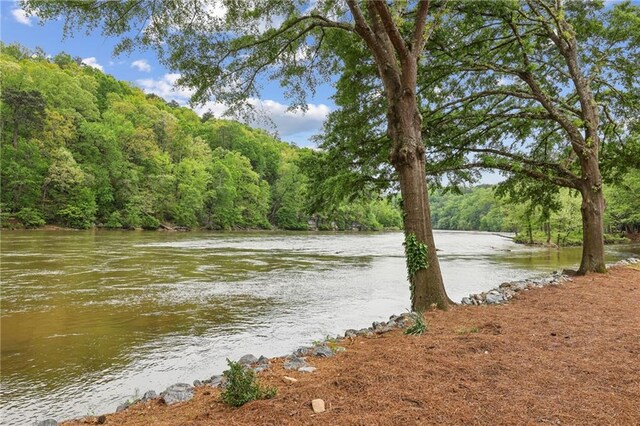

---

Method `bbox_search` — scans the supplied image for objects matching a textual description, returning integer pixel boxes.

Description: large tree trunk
[389,95,449,311]
[578,171,607,274]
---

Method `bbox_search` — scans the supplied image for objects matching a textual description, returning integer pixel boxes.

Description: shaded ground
[67,267,640,426]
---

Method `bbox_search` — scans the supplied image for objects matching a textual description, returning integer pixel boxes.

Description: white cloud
[137,73,195,101]
[81,57,104,71]
[11,8,32,26]
[202,0,227,19]
[135,73,331,143]
[247,99,330,137]
[131,59,152,72]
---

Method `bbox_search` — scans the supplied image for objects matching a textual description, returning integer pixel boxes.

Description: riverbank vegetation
[0,45,402,232]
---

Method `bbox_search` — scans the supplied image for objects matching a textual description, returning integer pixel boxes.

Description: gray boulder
[160,383,194,405]
[237,354,258,366]
[256,355,270,365]
[344,329,358,338]
[35,420,57,426]
[485,292,504,304]
[208,375,225,388]
[116,402,131,412]
[312,345,334,358]
[293,347,312,357]
[141,390,157,402]
[253,365,269,373]
[283,356,309,370]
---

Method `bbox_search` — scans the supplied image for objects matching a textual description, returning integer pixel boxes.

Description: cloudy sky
[1,1,333,147]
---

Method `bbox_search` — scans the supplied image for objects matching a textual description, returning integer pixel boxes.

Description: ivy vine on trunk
[403,233,429,310]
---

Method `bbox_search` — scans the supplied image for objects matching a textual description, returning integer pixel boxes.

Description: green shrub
[16,208,45,228]
[105,211,123,229]
[405,311,428,336]
[220,359,277,407]
[139,214,160,230]
[1,212,17,228]
[58,204,95,229]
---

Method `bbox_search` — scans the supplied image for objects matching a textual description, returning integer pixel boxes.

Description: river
[1,230,638,424]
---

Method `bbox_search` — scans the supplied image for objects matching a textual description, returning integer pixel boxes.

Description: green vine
[403,233,429,306]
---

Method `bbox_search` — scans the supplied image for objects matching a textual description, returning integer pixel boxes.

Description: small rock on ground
[298,366,317,373]
[36,420,57,426]
[311,399,326,413]
[282,376,298,384]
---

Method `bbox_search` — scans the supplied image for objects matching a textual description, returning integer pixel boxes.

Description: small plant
[313,335,343,352]
[456,326,479,334]
[220,359,277,407]
[404,311,428,335]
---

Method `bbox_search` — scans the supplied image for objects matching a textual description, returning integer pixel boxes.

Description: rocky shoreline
[461,257,639,306]
[36,257,640,426]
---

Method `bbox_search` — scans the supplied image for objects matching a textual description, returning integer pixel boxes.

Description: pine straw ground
[67,266,640,426]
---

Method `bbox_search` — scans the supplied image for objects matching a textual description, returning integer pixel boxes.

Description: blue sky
[0,1,334,147]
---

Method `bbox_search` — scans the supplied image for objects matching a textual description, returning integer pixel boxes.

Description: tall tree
[0,88,46,148]
[425,0,640,274]
[25,0,452,309]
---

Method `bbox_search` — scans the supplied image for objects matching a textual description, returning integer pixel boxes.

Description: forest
[0,44,402,232]
[429,181,640,246]
[2,43,638,244]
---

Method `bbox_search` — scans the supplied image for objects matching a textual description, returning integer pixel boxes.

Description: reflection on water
[1,230,638,424]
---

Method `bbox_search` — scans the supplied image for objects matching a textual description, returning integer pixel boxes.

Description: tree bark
[388,94,449,311]
[577,159,607,274]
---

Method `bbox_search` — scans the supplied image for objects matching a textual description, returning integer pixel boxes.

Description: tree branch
[372,1,409,61]
[411,0,431,57]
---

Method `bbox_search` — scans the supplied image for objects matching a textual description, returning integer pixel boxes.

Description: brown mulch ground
[67,266,640,426]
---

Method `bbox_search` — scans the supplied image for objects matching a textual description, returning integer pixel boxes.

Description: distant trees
[429,182,636,246]
[0,44,400,232]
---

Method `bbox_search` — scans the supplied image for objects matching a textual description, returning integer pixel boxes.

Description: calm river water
[1,230,638,424]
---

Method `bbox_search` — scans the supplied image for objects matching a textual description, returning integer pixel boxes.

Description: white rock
[311,399,326,413]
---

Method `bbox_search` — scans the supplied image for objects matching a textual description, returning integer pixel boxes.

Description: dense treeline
[430,176,640,246]
[0,44,402,231]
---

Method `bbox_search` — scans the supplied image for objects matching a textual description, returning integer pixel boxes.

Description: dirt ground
[66,266,640,426]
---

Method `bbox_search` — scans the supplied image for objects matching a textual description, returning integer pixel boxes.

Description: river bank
[57,264,640,426]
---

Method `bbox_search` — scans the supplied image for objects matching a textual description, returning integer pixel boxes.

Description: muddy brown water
[1,230,638,425]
